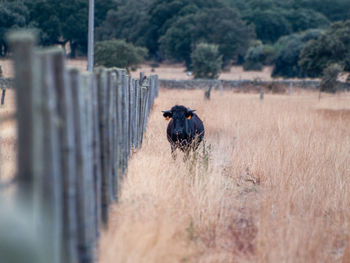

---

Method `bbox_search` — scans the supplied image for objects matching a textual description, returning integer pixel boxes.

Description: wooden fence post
[155,75,159,98]
[69,68,95,263]
[115,69,124,177]
[125,75,130,161]
[129,76,136,151]
[106,70,115,201]
[140,80,150,144]
[8,32,43,207]
[139,72,145,85]
[38,49,62,263]
[135,80,141,148]
[121,71,129,173]
[260,89,264,101]
[110,70,119,199]
[95,68,111,225]
[52,50,78,263]
[90,71,102,237]
[1,88,6,105]
[81,72,97,244]
[132,79,138,149]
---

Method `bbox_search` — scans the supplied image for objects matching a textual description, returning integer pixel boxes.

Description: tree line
[1,0,350,79]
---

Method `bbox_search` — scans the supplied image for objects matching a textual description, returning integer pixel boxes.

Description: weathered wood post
[81,72,97,242]
[110,70,119,199]
[260,89,264,101]
[0,65,5,105]
[69,68,95,262]
[154,75,159,98]
[90,71,102,237]
[95,68,111,225]
[139,71,145,85]
[106,70,115,201]
[115,69,124,177]
[129,77,136,151]
[219,80,223,95]
[8,31,42,207]
[38,49,63,263]
[121,71,129,173]
[52,50,78,263]
[140,79,150,144]
[1,88,5,105]
[135,80,141,148]
[125,75,130,161]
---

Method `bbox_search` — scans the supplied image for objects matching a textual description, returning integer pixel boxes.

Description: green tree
[285,9,329,32]
[96,0,151,49]
[244,8,292,43]
[159,7,255,67]
[25,0,114,57]
[94,39,147,70]
[299,20,350,77]
[191,43,222,79]
[272,29,323,78]
[0,1,29,56]
[320,63,343,93]
[295,0,350,22]
[243,41,276,70]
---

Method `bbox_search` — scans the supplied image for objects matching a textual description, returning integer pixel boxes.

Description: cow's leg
[171,145,177,160]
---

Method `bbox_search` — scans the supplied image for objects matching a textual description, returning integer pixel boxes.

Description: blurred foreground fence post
[8,31,159,263]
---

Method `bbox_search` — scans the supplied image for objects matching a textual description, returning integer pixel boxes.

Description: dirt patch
[315,109,350,120]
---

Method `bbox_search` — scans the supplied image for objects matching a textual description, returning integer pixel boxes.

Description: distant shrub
[320,63,343,93]
[267,82,286,94]
[94,39,147,70]
[243,42,276,71]
[191,43,222,79]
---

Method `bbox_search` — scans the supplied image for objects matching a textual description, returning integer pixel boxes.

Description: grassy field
[1,87,349,262]
[99,89,350,263]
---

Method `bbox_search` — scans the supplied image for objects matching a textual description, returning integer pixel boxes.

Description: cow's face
[162,105,195,137]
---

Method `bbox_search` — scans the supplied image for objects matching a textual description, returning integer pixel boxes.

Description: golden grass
[99,89,350,263]
[0,90,16,183]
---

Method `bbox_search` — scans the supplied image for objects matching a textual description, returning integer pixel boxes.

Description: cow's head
[162,105,195,136]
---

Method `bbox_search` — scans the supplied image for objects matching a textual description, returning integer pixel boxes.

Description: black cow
[162,105,205,159]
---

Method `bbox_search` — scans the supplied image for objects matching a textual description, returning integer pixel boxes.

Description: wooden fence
[7,31,158,263]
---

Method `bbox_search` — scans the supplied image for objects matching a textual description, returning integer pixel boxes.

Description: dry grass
[100,89,350,263]
[0,90,16,182]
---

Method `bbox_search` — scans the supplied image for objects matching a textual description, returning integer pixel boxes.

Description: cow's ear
[185,109,195,120]
[162,110,172,120]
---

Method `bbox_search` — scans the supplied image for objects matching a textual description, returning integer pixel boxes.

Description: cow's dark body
[163,105,204,159]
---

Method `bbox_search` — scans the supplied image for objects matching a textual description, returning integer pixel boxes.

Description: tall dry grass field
[100,89,350,263]
[0,89,17,183]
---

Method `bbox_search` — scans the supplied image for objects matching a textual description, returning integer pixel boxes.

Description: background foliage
[191,43,222,79]
[94,39,147,70]
[1,0,350,78]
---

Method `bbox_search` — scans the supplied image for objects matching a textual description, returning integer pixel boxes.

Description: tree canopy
[94,39,147,70]
[191,43,222,79]
[1,0,350,80]
[299,20,350,77]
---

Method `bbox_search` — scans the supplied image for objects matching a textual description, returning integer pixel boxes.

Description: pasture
[1,87,350,262]
[99,89,350,262]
